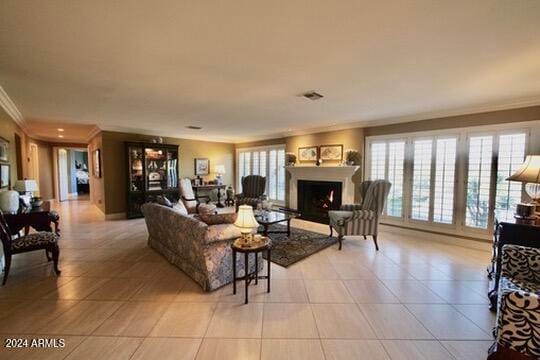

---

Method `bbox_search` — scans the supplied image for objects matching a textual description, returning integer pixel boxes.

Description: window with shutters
[366,125,532,239]
[236,145,286,203]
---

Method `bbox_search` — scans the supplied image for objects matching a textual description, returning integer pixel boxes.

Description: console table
[192,184,227,208]
[488,218,540,310]
[4,202,60,236]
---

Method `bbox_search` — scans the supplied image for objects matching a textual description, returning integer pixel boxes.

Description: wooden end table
[231,237,271,304]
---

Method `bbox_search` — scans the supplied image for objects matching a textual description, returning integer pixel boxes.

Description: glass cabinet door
[145,147,167,191]
[166,150,178,189]
[128,145,144,192]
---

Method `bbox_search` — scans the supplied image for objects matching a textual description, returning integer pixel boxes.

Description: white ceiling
[1,0,540,143]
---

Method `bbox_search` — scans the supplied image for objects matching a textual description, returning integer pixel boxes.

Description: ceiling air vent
[186,125,202,130]
[301,91,324,101]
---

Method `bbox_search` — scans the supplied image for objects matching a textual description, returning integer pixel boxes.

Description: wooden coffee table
[255,210,299,237]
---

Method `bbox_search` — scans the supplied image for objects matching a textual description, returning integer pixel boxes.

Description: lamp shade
[13,179,39,192]
[234,205,259,231]
[507,155,540,183]
[215,165,226,174]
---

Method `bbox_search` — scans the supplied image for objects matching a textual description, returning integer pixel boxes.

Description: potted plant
[345,149,361,166]
[286,152,297,166]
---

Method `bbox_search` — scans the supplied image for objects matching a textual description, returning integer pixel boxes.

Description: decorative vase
[0,190,20,214]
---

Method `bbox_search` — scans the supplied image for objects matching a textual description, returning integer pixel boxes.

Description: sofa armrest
[496,289,540,358]
[501,245,540,282]
[204,224,243,245]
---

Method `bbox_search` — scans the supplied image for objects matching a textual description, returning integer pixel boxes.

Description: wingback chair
[328,180,391,251]
[235,175,267,211]
[179,178,217,214]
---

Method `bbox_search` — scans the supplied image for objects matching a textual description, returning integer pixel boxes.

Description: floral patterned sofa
[488,245,540,359]
[141,202,260,291]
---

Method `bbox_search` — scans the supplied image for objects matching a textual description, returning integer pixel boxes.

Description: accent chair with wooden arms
[235,175,267,211]
[328,180,391,251]
[0,210,61,285]
[488,244,540,360]
[179,178,217,214]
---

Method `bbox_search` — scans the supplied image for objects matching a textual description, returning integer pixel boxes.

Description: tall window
[495,134,526,222]
[433,138,457,224]
[465,136,493,228]
[387,141,405,217]
[237,145,286,202]
[367,126,530,238]
[370,143,386,180]
[411,139,433,221]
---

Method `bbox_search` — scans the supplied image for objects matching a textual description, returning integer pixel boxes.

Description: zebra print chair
[235,175,267,211]
[328,180,391,251]
[488,244,540,359]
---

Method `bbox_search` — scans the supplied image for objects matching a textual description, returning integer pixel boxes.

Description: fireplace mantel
[286,165,360,210]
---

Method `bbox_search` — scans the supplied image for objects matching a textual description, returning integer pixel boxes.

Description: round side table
[231,237,271,304]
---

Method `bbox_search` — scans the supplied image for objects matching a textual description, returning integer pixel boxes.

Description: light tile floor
[0,200,495,359]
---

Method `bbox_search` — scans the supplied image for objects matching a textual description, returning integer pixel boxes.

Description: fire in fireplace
[297,180,342,224]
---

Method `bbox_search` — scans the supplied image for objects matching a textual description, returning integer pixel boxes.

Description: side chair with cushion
[328,180,391,251]
[488,244,540,360]
[179,178,217,214]
[235,175,267,211]
[0,210,61,285]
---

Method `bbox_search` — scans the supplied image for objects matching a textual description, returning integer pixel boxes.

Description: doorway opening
[54,147,90,202]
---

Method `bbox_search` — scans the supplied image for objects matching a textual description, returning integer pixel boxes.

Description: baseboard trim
[380,224,491,251]
[105,212,126,220]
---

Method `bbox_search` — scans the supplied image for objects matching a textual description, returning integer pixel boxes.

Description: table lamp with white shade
[214,165,226,185]
[13,179,41,207]
[234,205,259,247]
[507,155,540,218]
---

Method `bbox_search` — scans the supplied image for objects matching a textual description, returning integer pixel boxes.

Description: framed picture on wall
[319,144,343,161]
[0,137,9,162]
[298,146,318,161]
[0,164,9,189]
[92,149,102,178]
[194,158,209,175]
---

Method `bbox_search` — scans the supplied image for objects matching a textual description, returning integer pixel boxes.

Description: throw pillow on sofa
[156,195,173,208]
[172,201,188,215]
[199,213,237,225]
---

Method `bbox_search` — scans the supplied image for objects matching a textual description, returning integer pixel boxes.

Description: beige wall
[0,107,28,188]
[101,131,235,215]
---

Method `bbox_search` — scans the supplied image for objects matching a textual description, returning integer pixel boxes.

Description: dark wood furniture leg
[232,248,237,294]
[2,254,11,286]
[338,235,343,250]
[255,253,258,285]
[244,252,249,304]
[216,189,224,208]
[372,235,379,251]
[286,219,291,237]
[329,225,332,237]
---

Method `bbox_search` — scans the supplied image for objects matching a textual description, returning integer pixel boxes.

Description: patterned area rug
[261,224,339,267]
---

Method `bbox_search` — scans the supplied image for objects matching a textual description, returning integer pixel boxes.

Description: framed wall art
[0,163,9,189]
[0,137,9,162]
[319,144,343,161]
[194,158,209,175]
[92,149,102,178]
[298,146,318,162]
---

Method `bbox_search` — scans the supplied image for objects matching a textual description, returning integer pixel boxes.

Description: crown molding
[85,125,102,142]
[0,85,27,130]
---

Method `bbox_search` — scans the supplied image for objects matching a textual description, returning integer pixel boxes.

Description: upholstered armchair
[235,175,267,211]
[179,178,216,214]
[328,180,391,251]
[0,211,61,285]
[488,245,540,360]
